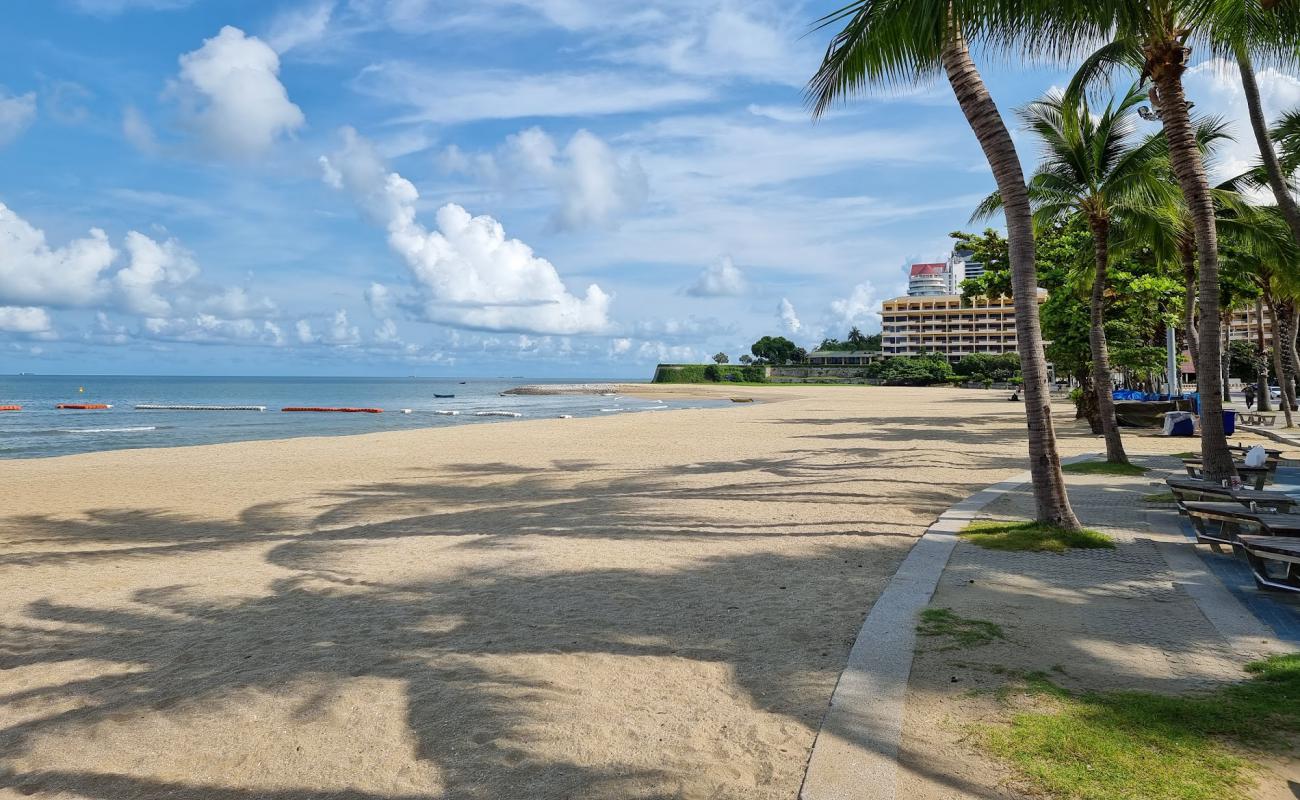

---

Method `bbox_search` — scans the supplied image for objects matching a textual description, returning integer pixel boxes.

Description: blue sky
[0,0,1295,377]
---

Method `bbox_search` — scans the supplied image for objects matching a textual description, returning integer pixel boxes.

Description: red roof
[910,263,946,277]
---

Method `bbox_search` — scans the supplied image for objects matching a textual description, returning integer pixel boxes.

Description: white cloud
[686,256,745,296]
[321,128,612,335]
[143,314,284,346]
[353,64,711,124]
[202,286,278,318]
[778,297,801,334]
[0,87,36,147]
[0,306,52,334]
[1184,58,1300,184]
[122,106,158,153]
[295,318,314,343]
[266,1,335,54]
[0,202,115,307]
[828,282,882,332]
[114,231,200,315]
[170,26,305,159]
[293,310,361,345]
[374,317,401,344]
[444,127,647,230]
[364,282,393,317]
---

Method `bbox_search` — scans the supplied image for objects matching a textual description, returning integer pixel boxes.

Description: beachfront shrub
[864,354,954,386]
[953,353,1021,384]
[652,364,768,384]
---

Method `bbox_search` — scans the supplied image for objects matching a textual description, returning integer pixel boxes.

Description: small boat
[730,397,755,403]
[459,381,467,385]
[57,403,112,410]
[433,394,455,398]
[400,409,413,414]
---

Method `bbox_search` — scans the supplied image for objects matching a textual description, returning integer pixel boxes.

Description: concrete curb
[1238,424,1300,450]
[798,455,1096,800]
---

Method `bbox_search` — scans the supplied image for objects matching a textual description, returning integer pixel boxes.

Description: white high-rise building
[907,249,987,297]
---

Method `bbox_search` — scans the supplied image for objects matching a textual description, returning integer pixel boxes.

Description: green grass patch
[1061,460,1148,476]
[977,653,1300,800]
[961,521,1114,553]
[1171,451,1197,460]
[1142,491,1177,504]
[917,608,1005,649]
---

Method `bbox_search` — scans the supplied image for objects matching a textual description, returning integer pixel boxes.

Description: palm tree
[1061,2,1300,480]
[808,2,1081,529]
[974,85,1173,463]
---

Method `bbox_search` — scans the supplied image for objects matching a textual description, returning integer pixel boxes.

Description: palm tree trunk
[1257,298,1272,412]
[1221,308,1232,403]
[1269,297,1295,426]
[1181,239,1199,370]
[1288,305,1300,409]
[1151,55,1235,480]
[942,26,1079,529]
[1088,217,1127,463]
[1237,46,1300,247]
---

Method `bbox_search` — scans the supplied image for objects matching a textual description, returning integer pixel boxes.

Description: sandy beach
[0,385,1243,799]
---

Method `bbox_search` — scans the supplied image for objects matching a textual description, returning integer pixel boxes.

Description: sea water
[0,375,721,459]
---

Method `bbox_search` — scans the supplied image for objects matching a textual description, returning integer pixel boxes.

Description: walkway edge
[797,455,1095,800]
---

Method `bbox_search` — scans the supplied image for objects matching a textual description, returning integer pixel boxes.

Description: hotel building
[880,292,1046,361]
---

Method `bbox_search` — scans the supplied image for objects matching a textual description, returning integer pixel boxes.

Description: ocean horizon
[0,375,719,459]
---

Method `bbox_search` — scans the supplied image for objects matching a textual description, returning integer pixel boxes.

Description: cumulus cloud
[686,256,745,296]
[0,306,52,334]
[443,127,647,230]
[294,309,360,345]
[170,26,305,159]
[321,127,612,335]
[0,202,116,307]
[114,231,200,315]
[828,282,882,331]
[778,297,801,334]
[0,87,36,147]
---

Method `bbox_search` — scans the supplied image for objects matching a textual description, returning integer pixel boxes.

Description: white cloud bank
[686,256,745,296]
[321,128,611,335]
[170,26,305,159]
[1183,58,1300,183]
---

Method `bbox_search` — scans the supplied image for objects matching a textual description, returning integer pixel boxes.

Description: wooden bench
[1182,460,1271,490]
[1165,478,1297,514]
[1180,501,1300,550]
[1237,413,1278,427]
[1238,535,1300,592]
[1225,443,1282,459]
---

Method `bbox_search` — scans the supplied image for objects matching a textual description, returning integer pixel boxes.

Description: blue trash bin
[1223,409,1236,435]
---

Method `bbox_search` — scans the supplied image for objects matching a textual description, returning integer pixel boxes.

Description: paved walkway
[802,455,1299,800]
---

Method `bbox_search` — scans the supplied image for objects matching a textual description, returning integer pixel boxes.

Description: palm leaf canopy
[808,1,1300,119]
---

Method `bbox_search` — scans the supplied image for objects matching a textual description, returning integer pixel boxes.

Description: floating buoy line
[57,403,112,410]
[135,404,265,411]
[281,407,383,413]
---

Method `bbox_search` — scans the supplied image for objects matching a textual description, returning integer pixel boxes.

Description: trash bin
[1223,409,1236,436]
[1163,411,1196,437]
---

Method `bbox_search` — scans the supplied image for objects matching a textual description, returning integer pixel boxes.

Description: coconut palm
[808,1,1081,528]
[974,85,1175,464]
[1061,1,1300,480]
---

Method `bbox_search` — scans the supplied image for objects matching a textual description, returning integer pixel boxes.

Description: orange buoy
[0,405,21,411]
[281,407,383,413]
[57,403,112,410]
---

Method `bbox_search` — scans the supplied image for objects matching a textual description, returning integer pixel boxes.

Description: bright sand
[0,385,1228,799]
